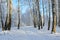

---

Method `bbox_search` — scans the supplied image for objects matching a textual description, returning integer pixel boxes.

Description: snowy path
[0,26,60,40]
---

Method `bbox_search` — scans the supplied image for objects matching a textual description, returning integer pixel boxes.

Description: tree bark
[17,0,20,29]
[48,0,51,30]
[33,0,37,28]
[42,0,45,27]
[0,0,5,31]
[51,0,57,33]
[36,0,41,30]
[7,0,12,30]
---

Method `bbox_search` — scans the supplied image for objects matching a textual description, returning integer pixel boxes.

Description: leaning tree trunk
[51,0,57,33]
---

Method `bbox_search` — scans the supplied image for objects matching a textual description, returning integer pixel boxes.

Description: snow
[0,26,60,40]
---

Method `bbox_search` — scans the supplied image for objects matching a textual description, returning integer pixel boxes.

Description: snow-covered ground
[0,26,60,40]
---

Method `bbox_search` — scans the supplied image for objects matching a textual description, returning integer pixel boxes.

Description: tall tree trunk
[28,0,35,27]
[48,0,51,30]
[42,0,45,28]
[0,0,5,31]
[36,0,41,30]
[1,0,12,31]
[5,13,8,30]
[7,0,12,30]
[51,0,57,33]
[33,0,37,28]
[17,0,20,29]
[4,0,9,30]
[33,16,37,28]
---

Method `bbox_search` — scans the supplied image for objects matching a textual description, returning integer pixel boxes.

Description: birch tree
[42,0,45,28]
[0,0,5,31]
[7,0,12,30]
[33,0,37,28]
[51,0,57,33]
[35,0,41,30]
[48,0,51,30]
[17,0,20,29]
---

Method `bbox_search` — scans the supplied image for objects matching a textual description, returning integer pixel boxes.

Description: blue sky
[12,0,29,14]
[12,0,17,7]
[12,0,48,15]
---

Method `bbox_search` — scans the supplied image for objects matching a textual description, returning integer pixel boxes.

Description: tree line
[0,0,59,34]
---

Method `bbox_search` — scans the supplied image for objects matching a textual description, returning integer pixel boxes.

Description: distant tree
[28,0,34,26]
